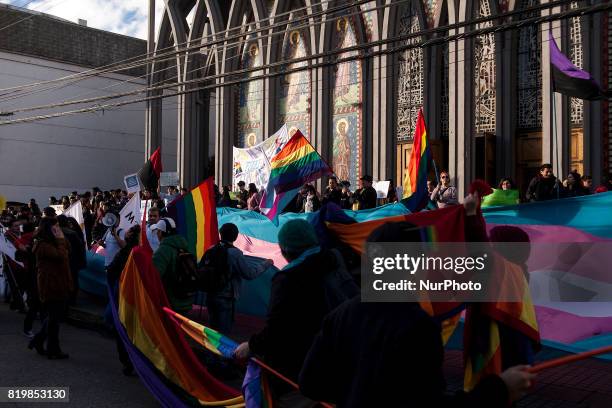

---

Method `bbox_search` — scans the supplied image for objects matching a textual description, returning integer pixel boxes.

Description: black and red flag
[138,147,162,191]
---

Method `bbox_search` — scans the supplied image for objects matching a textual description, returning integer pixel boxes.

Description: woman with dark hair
[562,171,586,198]
[247,183,261,212]
[29,217,72,359]
[57,215,86,305]
[218,186,236,208]
[498,177,515,190]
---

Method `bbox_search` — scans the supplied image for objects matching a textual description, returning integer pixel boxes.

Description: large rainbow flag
[260,129,333,220]
[401,108,432,212]
[115,245,242,406]
[166,177,219,261]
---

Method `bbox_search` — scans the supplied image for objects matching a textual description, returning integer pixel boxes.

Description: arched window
[278,20,311,138]
[473,0,496,134]
[237,17,263,148]
[517,0,542,130]
[396,2,424,142]
[332,15,363,188]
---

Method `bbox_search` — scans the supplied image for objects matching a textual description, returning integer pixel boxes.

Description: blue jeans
[205,295,234,335]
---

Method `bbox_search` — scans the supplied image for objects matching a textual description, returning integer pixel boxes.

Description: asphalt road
[0,303,158,407]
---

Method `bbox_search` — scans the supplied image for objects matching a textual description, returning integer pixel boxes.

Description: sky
[2,0,167,40]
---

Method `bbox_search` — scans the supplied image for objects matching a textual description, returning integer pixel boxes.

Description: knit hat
[278,219,319,253]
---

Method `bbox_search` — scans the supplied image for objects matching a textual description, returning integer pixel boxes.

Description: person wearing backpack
[233,219,358,407]
[203,223,273,334]
[151,217,195,314]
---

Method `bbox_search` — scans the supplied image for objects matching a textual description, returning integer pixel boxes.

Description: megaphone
[102,212,119,228]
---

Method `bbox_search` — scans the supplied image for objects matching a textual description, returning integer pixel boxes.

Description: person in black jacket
[299,222,536,408]
[57,215,86,305]
[322,177,342,206]
[233,219,356,407]
[525,163,561,202]
[353,175,377,210]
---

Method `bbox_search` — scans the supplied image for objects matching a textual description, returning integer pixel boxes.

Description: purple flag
[549,31,608,100]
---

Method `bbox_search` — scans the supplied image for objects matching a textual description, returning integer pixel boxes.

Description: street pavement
[0,303,158,407]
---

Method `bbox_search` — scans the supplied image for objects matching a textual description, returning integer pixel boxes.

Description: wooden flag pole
[528,345,612,373]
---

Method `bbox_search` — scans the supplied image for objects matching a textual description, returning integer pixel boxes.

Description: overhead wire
[0,0,607,126]
[0,0,587,115]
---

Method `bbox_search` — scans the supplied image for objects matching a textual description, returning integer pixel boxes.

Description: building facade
[0,4,177,204]
[146,0,610,199]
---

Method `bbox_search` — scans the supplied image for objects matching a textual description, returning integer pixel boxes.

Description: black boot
[27,338,46,356]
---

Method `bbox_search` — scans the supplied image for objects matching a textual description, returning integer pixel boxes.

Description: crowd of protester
[2,165,611,405]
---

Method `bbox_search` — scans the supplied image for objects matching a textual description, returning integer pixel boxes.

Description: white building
[0,4,177,204]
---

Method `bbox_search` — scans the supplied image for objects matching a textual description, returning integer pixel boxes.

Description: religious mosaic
[332,15,363,189]
[278,21,311,139]
[237,30,263,148]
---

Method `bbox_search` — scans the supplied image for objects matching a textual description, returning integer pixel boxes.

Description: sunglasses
[441,175,449,179]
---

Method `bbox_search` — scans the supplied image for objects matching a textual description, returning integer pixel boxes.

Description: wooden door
[516,132,542,200]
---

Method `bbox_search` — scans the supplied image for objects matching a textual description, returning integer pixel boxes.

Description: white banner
[232,125,290,190]
[373,181,390,199]
[160,172,179,187]
[0,232,22,266]
[62,201,86,242]
[119,194,141,232]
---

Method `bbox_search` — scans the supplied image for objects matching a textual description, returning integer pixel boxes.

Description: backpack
[198,243,231,294]
[173,248,200,298]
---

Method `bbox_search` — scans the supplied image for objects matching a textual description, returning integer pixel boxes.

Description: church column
[541,3,564,176]
[499,29,516,180]
[583,11,603,183]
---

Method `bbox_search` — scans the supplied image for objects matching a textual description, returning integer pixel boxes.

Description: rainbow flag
[117,245,242,406]
[166,177,219,261]
[401,108,432,212]
[164,308,274,408]
[260,129,333,220]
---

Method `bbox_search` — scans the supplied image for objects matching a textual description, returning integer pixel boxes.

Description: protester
[18,222,39,338]
[525,164,560,202]
[322,177,342,206]
[498,177,515,190]
[218,186,236,208]
[203,223,272,334]
[339,181,353,210]
[57,215,86,304]
[233,219,357,406]
[235,181,248,209]
[581,175,593,194]
[430,171,458,208]
[246,183,261,212]
[42,206,57,219]
[299,221,536,408]
[302,184,321,213]
[101,215,126,269]
[386,179,398,204]
[146,207,161,251]
[426,179,438,209]
[151,217,194,313]
[562,171,586,198]
[28,199,41,218]
[159,186,179,207]
[353,175,377,210]
[29,217,72,359]
[106,224,141,376]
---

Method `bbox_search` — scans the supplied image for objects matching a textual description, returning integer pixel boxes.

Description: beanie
[278,219,319,254]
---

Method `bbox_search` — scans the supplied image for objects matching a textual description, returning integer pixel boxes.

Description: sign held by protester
[373,181,390,199]
[119,194,141,231]
[124,173,142,194]
[160,172,179,187]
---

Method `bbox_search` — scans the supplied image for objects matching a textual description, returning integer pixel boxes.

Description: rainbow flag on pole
[166,177,219,261]
[401,108,432,212]
[260,128,333,220]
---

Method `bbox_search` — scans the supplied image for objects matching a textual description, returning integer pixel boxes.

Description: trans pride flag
[260,128,333,220]
[166,177,219,261]
[401,108,432,212]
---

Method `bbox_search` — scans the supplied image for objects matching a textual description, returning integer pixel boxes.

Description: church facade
[146,0,610,198]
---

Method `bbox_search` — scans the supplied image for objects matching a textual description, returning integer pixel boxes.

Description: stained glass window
[396,2,424,142]
[473,0,496,134]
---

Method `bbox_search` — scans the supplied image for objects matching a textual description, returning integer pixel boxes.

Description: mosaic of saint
[237,41,263,147]
[332,16,362,188]
[279,28,311,139]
